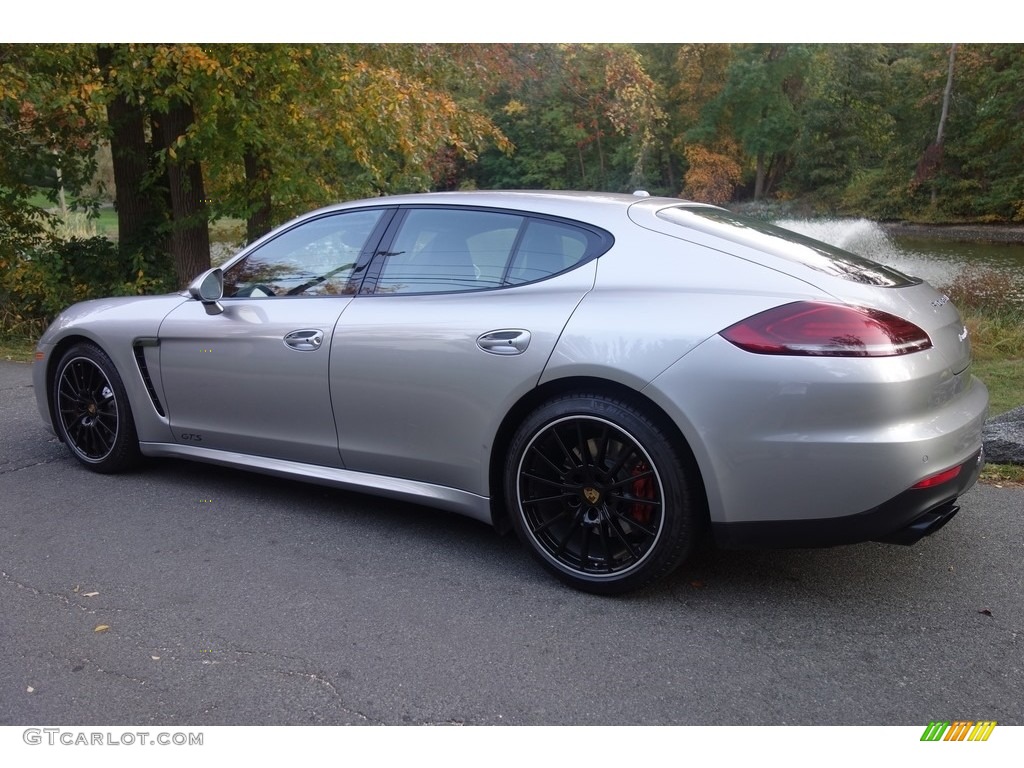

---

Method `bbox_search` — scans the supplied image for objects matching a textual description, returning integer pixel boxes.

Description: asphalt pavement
[1,360,1021,725]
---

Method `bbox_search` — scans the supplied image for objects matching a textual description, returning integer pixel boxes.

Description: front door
[157,207,389,467]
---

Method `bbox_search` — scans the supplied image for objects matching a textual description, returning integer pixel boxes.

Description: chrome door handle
[477,329,531,355]
[284,329,324,351]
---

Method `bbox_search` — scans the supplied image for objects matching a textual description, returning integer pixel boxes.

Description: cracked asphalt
[1,360,1022,725]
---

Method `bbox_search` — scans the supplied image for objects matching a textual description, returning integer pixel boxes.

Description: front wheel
[505,393,703,594]
[52,342,140,473]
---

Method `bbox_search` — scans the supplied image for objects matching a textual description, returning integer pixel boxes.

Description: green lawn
[0,338,34,363]
[974,358,1024,417]
[26,190,118,239]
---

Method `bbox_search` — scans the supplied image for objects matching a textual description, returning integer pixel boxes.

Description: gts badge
[180,433,204,442]
[931,294,950,308]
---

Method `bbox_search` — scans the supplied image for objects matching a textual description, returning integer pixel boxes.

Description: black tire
[505,392,703,595]
[52,342,141,473]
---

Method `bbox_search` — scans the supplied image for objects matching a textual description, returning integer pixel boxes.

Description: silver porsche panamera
[33,191,989,593]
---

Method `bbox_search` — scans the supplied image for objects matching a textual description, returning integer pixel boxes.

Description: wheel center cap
[583,487,601,505]
[87,403,97,415]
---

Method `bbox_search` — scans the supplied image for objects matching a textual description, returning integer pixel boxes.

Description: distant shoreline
[881,222,1024,245]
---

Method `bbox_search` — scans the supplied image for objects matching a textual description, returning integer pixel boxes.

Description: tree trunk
[754,151,766,200]
[243,147,273,244]
[160,100,211,287]
[97,44,161,256]
[935,44,957,147]
[931,43,957,205]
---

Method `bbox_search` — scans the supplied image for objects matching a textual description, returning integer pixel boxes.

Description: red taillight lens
[912,465,962,489]
[720,302,932,357]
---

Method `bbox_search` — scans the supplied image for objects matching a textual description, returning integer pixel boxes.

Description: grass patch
[945,269,1024,417]
[972,358,1024,416]
[979,463,1024,487]
[942,269,1024,479]
[0,336,35,363]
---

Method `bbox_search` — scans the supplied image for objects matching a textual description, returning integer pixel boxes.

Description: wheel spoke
[604,443,637,479]
[595,424,610,468]
[521,472,572,490]
[609,508,659,538]
[613,492,660,507]
[551,509,584,557]
[605,469,656,489]
[598,518,617,571]
[606,515,642,561]
[522,492,575,506]
[575,420,590,468]
[532,507,574,535]
[551,426,580,469]
[529,443,566,476]
[579,524,592,567]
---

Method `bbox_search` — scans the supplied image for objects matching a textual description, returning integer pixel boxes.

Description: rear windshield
[656,206,918,287]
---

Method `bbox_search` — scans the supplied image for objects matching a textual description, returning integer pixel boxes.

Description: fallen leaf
[151,656,160,661]
[689,580,706,589]
[82,592,99,598]
[94,624,110,633]
[26,686,34,693]
[73,585,80,593]
[978,609,993,617]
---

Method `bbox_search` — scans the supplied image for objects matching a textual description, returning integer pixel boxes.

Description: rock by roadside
[984,405,1024,465]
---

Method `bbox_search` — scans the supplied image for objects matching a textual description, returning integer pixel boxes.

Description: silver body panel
[330,266,595,495]
[34,191,988,539]
[158,296,351,467]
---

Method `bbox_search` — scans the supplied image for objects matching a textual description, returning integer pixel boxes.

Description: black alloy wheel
[53,343,140,473]
[506,393,702,594]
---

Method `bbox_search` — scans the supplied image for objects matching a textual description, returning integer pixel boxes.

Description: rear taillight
[720,301,932,357]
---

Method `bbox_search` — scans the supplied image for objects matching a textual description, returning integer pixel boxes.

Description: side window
[223,209,383,298]
[506,219,591,285]
[374,209,524,294]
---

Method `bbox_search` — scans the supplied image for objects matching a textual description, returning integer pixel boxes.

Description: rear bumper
[712,448,984,549]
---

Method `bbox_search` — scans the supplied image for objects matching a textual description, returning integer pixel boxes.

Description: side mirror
[187,268,224,315]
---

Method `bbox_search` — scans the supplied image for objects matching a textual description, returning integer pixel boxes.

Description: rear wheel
[52,342,140,473]
[505,393,702,594]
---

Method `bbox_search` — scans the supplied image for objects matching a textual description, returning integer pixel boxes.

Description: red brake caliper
[630,461,653,525]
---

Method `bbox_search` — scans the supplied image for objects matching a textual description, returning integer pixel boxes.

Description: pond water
[775,218,1024,304]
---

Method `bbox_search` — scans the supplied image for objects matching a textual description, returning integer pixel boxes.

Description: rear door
[329,206,608,495]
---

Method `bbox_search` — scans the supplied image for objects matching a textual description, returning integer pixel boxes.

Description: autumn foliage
[682,144,742,204]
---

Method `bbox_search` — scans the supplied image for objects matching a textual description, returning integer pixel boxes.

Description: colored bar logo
[921,721,997,741]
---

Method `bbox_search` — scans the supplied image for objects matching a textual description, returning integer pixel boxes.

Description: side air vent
[132,339,166,417]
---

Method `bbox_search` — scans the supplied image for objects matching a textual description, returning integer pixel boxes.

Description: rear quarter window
[657,206,918,287]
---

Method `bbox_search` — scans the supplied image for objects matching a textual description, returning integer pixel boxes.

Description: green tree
[787,44,897,208]
[940,44,1024,221]
[694,44,809,200]
[0,44,102,250]
[472,44,663,192]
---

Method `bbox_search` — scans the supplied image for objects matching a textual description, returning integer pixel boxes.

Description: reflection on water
[775,218,1024,303]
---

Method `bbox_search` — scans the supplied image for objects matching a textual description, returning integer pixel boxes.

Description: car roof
[309,190,716,223]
